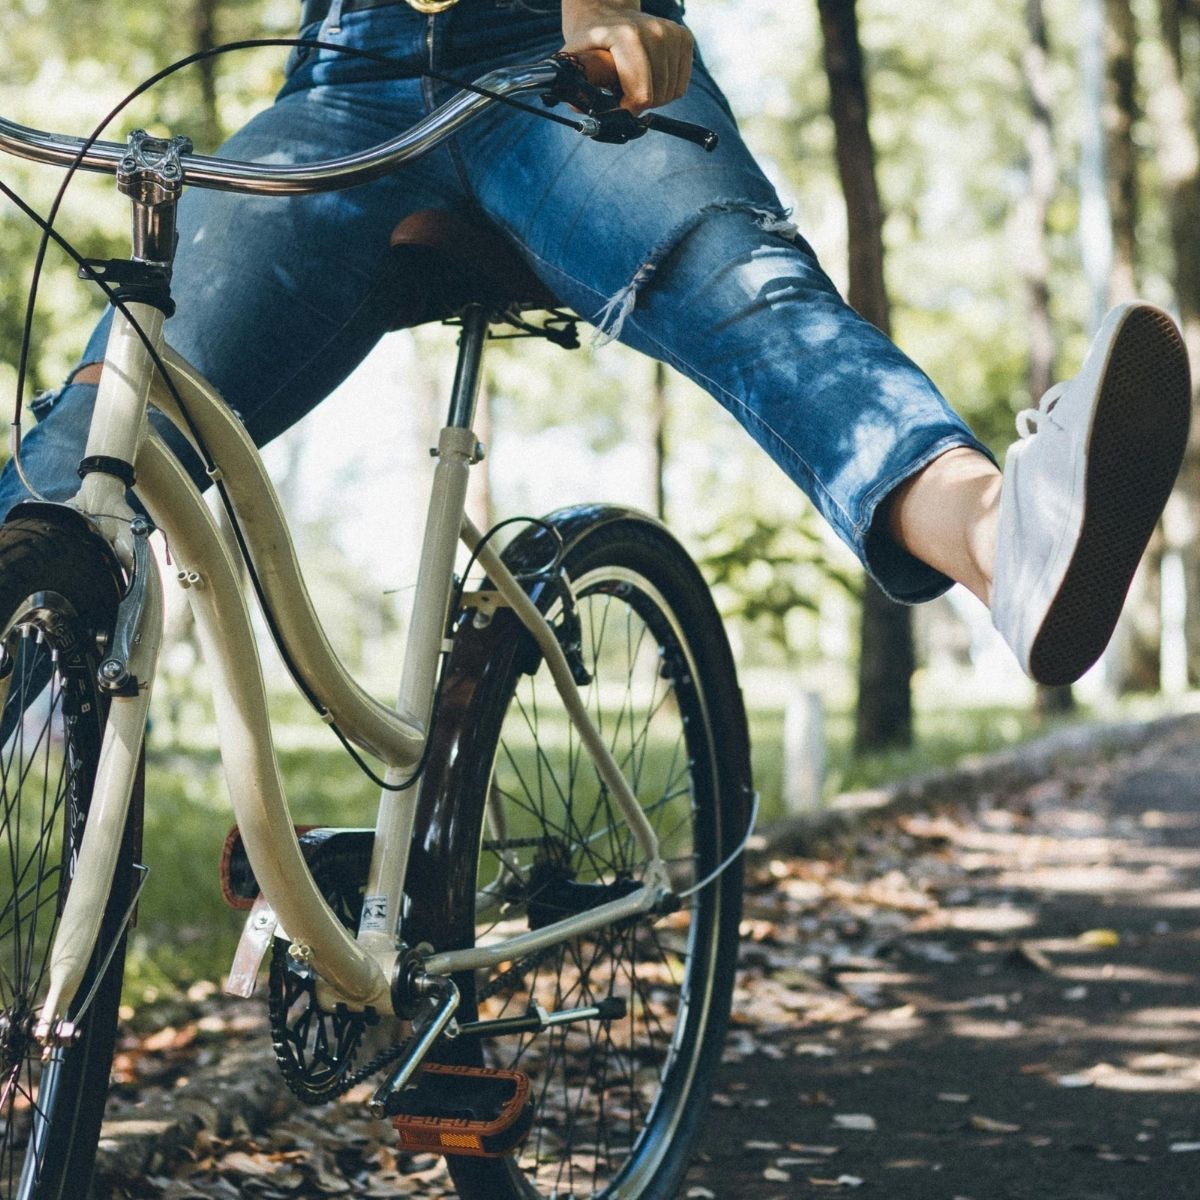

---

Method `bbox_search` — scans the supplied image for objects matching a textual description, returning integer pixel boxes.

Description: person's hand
[561,0,693,113]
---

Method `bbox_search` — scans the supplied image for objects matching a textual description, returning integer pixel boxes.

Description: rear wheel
[0,516,137,1200]
[409,512,750,1200]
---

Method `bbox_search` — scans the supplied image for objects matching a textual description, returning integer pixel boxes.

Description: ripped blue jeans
[4,0,992,602]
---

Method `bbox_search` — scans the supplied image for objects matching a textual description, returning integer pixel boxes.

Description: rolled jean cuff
[858,432,999,605]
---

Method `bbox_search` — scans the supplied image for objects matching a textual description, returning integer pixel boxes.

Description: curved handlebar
[0,61,565,196]
[0,51,716,200]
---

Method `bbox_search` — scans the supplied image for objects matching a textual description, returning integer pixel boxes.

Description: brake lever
[542,55,719,152]
[543,53,623,116]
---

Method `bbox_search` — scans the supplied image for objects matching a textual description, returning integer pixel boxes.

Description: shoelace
[1015,380,1067,439]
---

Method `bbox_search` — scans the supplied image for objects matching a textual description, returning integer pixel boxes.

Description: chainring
[267,862,373,1104]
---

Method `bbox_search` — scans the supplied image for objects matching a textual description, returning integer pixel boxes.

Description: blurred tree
[1016,0,1075,715]
[191,0,223,151]
[649,360,668,523]
[700,512,857,657]
[1103,0,1164,693]
[817,0,914,752]
[1106,0,1139,305]
[1151,0,1200,683]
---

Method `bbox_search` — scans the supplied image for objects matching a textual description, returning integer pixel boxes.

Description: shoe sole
[1028,305,1191,686]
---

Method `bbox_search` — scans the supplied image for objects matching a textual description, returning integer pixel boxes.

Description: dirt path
[95,719,1200,1199]
[686,722,1200,1199]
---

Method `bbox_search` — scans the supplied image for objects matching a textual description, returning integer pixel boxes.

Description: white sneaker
[991,301,1191,686]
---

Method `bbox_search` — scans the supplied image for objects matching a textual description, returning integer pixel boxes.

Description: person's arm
[560,0,694,113]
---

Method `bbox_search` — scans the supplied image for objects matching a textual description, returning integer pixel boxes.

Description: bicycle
[0,43,753,1200]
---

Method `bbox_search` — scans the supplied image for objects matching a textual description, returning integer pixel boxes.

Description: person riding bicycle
[3,0,1190,687]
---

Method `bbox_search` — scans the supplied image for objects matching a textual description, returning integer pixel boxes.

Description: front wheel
[408,510,751,1200]
[0,515,139,1200]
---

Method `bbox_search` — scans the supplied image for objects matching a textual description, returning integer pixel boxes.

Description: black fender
[403,504,690,966]
[492,501,668,604]
[4,499,127,594]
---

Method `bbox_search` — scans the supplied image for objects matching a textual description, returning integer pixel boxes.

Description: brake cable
[0,36,599,791]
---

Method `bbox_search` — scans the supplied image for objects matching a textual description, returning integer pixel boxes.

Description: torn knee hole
[70,362,104,386]
[29,361,103,422]
[591,201,805,345]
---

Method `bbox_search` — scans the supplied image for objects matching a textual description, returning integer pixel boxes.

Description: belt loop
[321,0,346,35]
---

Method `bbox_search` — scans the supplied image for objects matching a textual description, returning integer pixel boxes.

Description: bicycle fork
[34,302,167,1043]
[35,135,187,1040]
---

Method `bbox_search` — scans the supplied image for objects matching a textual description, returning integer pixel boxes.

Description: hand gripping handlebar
[545,50,719,151]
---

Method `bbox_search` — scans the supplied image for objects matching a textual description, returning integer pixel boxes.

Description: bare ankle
[886,447,1001,605]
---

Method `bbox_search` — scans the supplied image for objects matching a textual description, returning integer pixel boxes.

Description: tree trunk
[1016,0,1057,408]
[1106,0,1139,305]
[1152,0,1200,683]
[816,0,914,752]
[1104,0,1164,693]
[650,360,668,523]
[192,0,221,150]
[1015,0,1076,716]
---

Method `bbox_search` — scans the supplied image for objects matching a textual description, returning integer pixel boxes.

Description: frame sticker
[360,894,389,933]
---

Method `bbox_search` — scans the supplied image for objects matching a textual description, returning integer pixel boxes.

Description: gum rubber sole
[1028,307,1191,686]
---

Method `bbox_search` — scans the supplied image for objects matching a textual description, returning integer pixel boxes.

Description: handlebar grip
[640,113,719,152]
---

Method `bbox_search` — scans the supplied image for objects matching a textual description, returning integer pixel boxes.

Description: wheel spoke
[458,546,743,1200]
[0,535,132,1200]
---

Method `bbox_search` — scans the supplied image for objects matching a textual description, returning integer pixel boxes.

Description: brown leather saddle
[385,209,566,330]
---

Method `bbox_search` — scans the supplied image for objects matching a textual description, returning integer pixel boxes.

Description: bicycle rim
[423,517,747,1200]
[0,519,131,1200]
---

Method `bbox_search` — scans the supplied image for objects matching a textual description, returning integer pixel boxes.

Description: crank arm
[368,976,460,1119]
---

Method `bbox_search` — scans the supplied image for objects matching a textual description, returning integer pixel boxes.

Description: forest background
[0,0,1198,989]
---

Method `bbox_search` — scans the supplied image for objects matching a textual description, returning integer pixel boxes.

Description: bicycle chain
[476,943,559,1004]
[269,947,556,1106]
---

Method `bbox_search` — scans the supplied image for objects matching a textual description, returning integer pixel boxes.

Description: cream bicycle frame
[37,291,669,1031]
[3,54,685,1036]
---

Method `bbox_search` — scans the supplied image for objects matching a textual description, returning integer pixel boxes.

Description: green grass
[129,743,385,999]
[749,702,1087,824]
[122,698,1085,1004]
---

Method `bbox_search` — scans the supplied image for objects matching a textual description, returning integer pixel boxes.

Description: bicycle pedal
[388,1063,532,1158]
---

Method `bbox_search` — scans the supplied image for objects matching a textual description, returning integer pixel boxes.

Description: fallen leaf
[969,1115,1020,1134]
[832,1114,876,1131]
[793,1042,837,1058]
[1078,929,1120,949]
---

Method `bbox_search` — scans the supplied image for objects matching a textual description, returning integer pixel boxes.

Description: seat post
[446,303,490,429]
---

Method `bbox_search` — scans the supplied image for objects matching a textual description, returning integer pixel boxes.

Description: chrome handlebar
[0,61,571,196]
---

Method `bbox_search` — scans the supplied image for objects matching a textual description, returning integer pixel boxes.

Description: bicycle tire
[0,514,140,1200]
[407,508,750,1200]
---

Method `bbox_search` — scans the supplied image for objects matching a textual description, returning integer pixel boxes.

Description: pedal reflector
[390,1063,532,1158]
